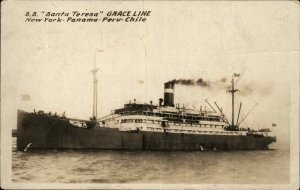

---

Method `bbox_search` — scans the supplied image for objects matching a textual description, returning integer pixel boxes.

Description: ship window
[121,119,134,123]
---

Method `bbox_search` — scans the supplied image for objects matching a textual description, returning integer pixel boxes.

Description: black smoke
[166,78,211,87]
[166,77,228,88]
[166,77,272,97]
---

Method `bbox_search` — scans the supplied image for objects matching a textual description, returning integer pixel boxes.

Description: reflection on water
[12,138,289,183]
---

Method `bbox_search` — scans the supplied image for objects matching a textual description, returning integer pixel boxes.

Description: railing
[107,111,222,123]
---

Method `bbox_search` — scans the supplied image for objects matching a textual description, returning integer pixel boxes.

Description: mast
[228,73,239,128]
[91,62,99,119]
[91,49,103,120]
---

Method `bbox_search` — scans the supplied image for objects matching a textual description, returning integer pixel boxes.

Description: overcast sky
[2,1,299,149]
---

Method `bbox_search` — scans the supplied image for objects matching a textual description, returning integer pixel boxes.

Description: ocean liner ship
[16,64,276,150]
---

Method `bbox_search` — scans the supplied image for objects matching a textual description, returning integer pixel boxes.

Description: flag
[234,73,240,77]
[272,123,277,127]
[21,94,31,101]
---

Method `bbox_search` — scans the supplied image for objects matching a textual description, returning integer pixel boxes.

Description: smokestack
[164,82,175,107]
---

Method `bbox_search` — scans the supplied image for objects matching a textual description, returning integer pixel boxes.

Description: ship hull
[17,110,276,151]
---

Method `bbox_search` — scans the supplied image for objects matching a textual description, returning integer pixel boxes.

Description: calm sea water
[12,138,289,184]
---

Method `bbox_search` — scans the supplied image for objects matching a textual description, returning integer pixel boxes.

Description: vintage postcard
[1,1,299,189]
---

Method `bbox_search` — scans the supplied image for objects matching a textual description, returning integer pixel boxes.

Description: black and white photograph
[1,1,299,189]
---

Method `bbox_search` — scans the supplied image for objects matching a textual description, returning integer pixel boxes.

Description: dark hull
[17,110,276,151]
